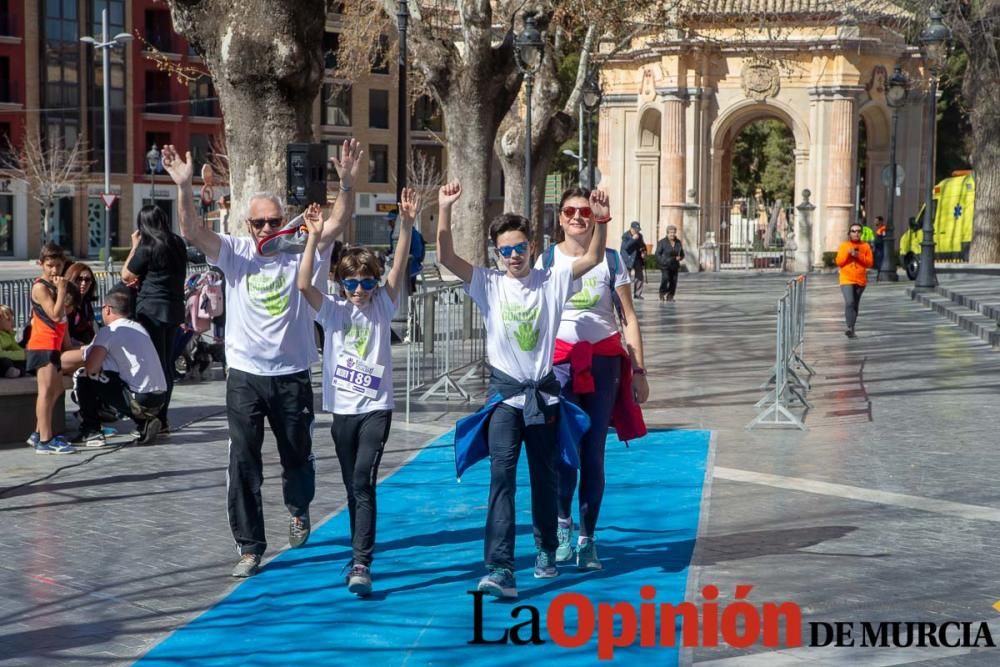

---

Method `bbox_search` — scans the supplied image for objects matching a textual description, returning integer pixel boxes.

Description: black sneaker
[289,513,311,548]
[71,429,108,448]
[133,418,162,445]
[346,564,372,597]
[845,329,856,338]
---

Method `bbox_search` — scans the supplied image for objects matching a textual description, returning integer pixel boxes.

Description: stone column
[660,92,686,236]
[824,95,857,252]
[793,148,812,271]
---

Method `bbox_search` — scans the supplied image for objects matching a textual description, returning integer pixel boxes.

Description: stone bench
[0,376,74,444]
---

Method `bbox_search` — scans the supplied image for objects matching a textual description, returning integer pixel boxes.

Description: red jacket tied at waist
[553,335,647,443]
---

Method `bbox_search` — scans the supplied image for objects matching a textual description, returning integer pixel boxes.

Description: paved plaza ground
[1,270,999,665]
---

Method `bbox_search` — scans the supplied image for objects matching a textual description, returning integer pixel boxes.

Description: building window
[0,122,13,169]
[0,191,13,257]
[369,144,389,183]
[322,84,351,126]
[90,1,127,173]
[191,133,213,173]
[411,95,442,132]
[41,0,80,152]
[145,70,174,114]
[323,32,339,71]
[144,9,174,53]
[145,132,171,174]
[189,77,218,117]
[0,0,14,37]
[371,34,390,74]
[0,57,12,103]
[369,89,389,129]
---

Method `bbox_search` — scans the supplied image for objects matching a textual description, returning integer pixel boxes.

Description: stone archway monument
[597,1,928,271]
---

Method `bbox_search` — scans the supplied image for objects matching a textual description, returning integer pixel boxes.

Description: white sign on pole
[100,193,117,209]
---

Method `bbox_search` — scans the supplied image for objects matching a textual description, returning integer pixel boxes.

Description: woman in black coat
[122,205,187,432]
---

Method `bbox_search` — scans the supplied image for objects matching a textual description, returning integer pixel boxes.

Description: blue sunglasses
[342,278,378,292]
[496,242,529,258]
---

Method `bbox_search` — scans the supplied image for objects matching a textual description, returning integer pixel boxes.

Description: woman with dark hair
[64,262,98,345]
[535,186,648,572]
[122,205,187,432]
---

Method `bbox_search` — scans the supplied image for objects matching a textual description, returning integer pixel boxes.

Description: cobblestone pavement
[2,271,999,665]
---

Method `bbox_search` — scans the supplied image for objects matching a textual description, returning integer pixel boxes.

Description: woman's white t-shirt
[316,288,397,415]
[533,245,630,344]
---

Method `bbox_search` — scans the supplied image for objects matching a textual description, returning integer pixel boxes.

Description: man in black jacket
[655,225,685,301]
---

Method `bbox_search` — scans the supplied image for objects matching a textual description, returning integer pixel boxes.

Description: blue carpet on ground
[138,429,711,666]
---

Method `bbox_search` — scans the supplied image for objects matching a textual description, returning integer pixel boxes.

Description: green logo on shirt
[247,273,290,316]
[502,302,541,352]
[568,277,601,310]
[346,323,371,357]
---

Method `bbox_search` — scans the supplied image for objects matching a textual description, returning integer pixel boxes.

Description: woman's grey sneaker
[577,538,603,571]
[346,564,372,597]
[477,567,517,599]
[556,522,574,562]
[231,553,261,578]
[289,514,311,548]
[533,550,559,579]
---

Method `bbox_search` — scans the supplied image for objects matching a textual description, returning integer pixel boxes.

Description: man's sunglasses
[849,228,862,233]
[561,206,592,219]
[247,217,284,231]
[496,242,529,258]
[342,278,378,292]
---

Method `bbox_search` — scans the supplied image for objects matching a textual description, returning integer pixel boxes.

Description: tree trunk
[41,204,50,245]
[442,109,497,266]
[962,2,1000,263]
[165,0,324,225]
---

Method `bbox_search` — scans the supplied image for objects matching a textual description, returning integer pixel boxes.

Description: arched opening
[719,116,796,269]
[856,103,891,234]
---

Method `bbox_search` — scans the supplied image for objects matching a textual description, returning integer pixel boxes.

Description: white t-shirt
[89,318,167,393]
[208,235,328,376]
[534,246,630,344]
[315,288,397,415]
[465,265,577,408]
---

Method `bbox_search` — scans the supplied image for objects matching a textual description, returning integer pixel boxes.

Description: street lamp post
[581,68,602,191]
[146,144,160,207]
[915,7,950,289]
[880,66,908,282]
[396,0,408,201]
[514,13,544,219]
[81,9,132,272]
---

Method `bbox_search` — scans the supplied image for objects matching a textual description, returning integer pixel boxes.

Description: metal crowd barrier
[747,274,815,430]
[1,264,210,330]
[404,280,487,422]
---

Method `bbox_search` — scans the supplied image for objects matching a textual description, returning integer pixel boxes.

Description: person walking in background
[873,216,887,281]
[0,304,26,378]
[655,225,685,302]
[122,206,188,433]
[64,262,98,345]
[620,222,646,299]
[837,224,874,339]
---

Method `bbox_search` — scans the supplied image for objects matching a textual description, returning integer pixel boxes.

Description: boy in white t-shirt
[297,188,417,598]
[437,181,610,599]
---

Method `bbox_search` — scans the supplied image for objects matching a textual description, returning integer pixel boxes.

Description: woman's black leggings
[554,355,622,537]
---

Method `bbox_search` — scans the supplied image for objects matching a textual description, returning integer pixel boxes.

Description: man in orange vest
[836,224,874,338]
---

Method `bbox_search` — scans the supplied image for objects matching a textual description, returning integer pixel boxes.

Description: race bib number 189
[334,353,384,399]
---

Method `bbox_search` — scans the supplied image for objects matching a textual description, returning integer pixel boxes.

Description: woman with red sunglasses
[536,187,649,572]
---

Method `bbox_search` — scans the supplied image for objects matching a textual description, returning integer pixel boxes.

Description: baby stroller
[174,269,226,381]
